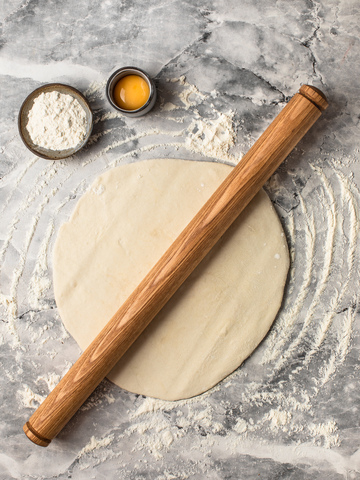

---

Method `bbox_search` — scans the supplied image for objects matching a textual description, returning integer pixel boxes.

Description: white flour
[78,435,114,456]
[185,111,236,162]
[26,91,87,151]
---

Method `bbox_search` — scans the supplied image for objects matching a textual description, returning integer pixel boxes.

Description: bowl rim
[18,83,93,160]
[106,66,156,115]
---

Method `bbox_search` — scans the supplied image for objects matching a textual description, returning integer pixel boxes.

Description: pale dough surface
[53,159,289,401]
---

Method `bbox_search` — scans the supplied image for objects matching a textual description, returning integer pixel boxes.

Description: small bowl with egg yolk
[106,66,156,117]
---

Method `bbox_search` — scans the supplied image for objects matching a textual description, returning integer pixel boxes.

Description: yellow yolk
[113,75,150,110]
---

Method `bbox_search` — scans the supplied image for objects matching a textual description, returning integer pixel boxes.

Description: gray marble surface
[1,0,360,478]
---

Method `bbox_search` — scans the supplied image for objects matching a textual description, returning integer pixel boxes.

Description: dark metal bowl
[106,66,156,117]
[18,83,93,160]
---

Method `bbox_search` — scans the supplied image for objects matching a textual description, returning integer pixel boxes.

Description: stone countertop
[1,1,359,478]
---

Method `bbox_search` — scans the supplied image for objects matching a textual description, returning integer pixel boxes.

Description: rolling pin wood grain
[24,85,328,446]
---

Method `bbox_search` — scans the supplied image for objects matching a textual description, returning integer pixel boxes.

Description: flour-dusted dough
[54,159,289,401]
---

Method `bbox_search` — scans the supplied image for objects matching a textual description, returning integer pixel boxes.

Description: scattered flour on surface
[104,393,115,404]
[234,418,248,434]
[18,385,46,408]
[185,111,236,162]
[78,435,114,457]
[308,421,340,449]
[161,102,179,112]
[36,372,61,392]
[84,80,107,99]
[85,75,238,166]
[266,408,292,429]
[28,222,54,309]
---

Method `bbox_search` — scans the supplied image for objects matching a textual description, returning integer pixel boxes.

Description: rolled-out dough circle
[54,159,289,401]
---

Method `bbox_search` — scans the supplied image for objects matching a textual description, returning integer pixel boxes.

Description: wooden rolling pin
[24,85,328,446]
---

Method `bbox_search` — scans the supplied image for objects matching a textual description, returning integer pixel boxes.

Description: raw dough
[53,159,289,401]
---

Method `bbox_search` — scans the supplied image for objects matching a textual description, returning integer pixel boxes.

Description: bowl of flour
[18,83,93,160]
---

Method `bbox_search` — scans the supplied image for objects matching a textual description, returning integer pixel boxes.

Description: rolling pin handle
[299,85,329,111]
[23,422,51,447]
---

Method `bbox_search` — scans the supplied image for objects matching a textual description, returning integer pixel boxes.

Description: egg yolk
[113,75,150,111]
